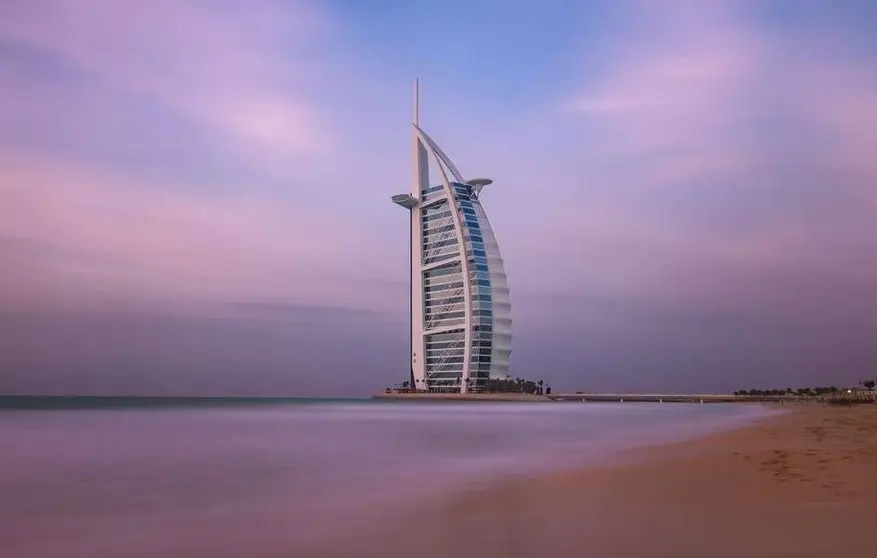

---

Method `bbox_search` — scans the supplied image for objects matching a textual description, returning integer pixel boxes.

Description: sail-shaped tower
[391,82,512,393]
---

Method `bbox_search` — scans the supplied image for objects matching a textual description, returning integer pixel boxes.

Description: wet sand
[310,403,877,558]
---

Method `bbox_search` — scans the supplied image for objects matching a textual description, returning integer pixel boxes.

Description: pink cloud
[1,0,874,323]
[564,3,877,191]
[0,151,402,312]
[564,10,763,189]
[528,1,877,306]
[0,0,334,171]
[0,1,412,314]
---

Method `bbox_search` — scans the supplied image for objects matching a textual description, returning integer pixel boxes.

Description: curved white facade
[473,202,512,380]
[391,94,512,393]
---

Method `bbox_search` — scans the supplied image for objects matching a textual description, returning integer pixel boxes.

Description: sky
[1,0,876,396]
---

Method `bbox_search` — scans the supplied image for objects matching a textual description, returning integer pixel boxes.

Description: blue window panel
[472,249,487,258]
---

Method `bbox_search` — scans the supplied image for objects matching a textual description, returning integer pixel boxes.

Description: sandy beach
[312,403,877,558]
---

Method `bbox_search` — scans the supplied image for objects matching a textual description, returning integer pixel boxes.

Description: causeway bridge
[550,393,755,403]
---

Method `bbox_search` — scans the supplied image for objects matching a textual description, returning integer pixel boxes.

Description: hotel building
[391,83,512,393]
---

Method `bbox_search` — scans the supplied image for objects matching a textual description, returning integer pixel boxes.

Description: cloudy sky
[1,0,876,396]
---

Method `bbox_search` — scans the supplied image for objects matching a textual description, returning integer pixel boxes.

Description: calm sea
[0,398,775,557]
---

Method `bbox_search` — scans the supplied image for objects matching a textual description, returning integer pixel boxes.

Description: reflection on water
[0,400,773,557]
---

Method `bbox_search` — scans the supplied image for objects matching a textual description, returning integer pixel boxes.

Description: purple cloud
[1,0,876,394]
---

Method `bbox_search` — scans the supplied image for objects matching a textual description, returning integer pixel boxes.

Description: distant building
[391,82,512,393]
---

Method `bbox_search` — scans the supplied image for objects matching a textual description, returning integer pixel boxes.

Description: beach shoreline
[309,403,877,558]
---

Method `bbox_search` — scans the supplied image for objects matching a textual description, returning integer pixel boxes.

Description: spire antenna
[414,78,420,126]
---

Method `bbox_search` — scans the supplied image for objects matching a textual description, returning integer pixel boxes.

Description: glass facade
[418,181,511,392]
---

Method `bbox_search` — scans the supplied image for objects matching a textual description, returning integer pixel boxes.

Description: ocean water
[0,400,775,557]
